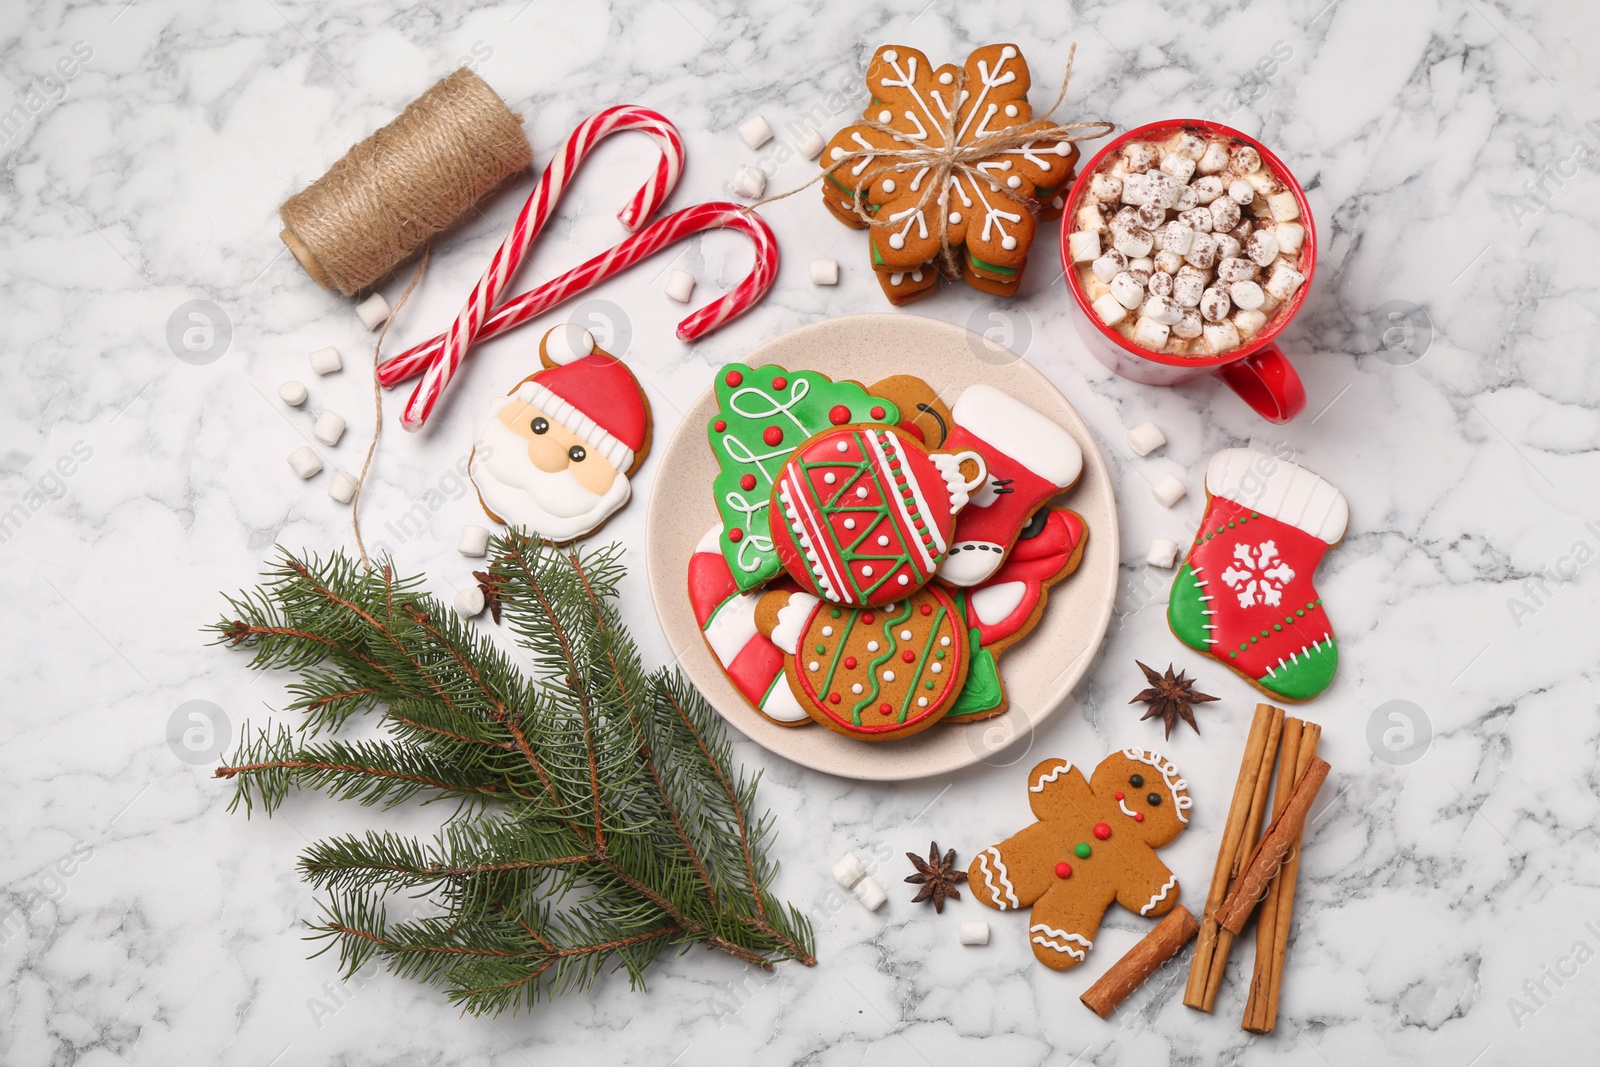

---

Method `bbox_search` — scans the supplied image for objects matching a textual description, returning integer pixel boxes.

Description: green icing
[946,636,1004,719]
[1261,639,1339,701]
[1167,564,1211,653]
[707,364,897,592]
[967,252,1018,277]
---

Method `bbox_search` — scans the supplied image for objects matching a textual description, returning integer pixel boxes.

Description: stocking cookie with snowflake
[1168,449,1349,702]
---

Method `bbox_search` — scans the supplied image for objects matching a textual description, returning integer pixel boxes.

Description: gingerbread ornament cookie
[770,424,986,608]
[754,586,969,741]
[468,324,651,544]
[970,751,1189,970]
[1168,449,1348,702]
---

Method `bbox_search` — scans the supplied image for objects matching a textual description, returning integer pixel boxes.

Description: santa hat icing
[950,384,1083,490]
[1205,449,1347,544]
[499,326,648,471]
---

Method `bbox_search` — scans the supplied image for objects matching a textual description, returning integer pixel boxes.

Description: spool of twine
[279,68,532,296]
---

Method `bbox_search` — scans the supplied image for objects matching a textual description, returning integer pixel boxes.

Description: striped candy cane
[380,202,779,391]
[400,105,685,430]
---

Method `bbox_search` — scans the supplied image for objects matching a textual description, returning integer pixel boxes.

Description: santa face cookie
[969,751,1189,970]
[770,424,986,608]
[1167,448,1348,702]
[469,325,651,544]
[754,587,968,741]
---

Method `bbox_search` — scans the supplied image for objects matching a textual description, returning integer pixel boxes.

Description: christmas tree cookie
[1168,449,1349,702]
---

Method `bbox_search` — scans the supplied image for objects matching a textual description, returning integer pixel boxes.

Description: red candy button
[828,404,850,424]
[771,375,787,389]
[870,406,886,419]
[1135,812,1145,822]
[879,703,892,716]
[1055,862,1072,879]
[713,419,726,432]
[728,528,743,542]
[1093,822,1112,840]
[862,613,875,624]
[1114,791,1124,800]
[844,657,857,669]
[902,651,915,663]
[724,370,743,387]
[763,426,783,446]
[828,693,841,704]
[920,604,932,615]
[739,474,757,491]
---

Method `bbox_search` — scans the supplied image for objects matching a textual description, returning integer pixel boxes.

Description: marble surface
[4,0,1599,1062]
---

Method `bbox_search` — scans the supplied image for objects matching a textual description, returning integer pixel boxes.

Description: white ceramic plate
[645,314,1118,781]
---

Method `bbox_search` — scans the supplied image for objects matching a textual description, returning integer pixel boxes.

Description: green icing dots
[831,608,842,619]
[815,644,826,654]
[1074,843,1092,859]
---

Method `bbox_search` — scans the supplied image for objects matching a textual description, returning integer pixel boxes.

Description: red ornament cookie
[754,586,969,741]
[769,424,985,608]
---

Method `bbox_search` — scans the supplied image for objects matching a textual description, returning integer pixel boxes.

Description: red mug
[1059,119,1316,423]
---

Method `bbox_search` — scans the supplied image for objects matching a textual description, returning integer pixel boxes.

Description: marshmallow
[1090,173,1123,202]
[1246,168,1284,196]
[1235,308,1269,339]
[279,380,308,406]
[959,921,991,946]
[355,293,390,331]
[1128,260,1154,277]
[1145,172,1182,209]
[1232,145,1263,173]
[1148,270,1174,297]
[455,585,486,619]
[1160,153,1196,183]
[738,114,773,149]
[1127,420,1166,456]
[1133,317,1171,350]
[1136,202,1167,230]
[1210,196,1242,232]
[1067,229,1102,264]
[732,164,766,199]
[1077,204,1108,233]
[328,470,358,504]
[1213,233,1243,261]
[1148,538,1180,569]
[1246,230,1280,267]
[1230,280,1265,311]
[313,410,346,447]
[1123,142,1160,171]
[795,126,825,159]
[1173,266,1206,307]
[288,446,322,479]
[1275,222,1305,255]
[1174,308,1203,339]
[1092,292,1129,327]
[1113,227,1154,259]
[1178,207,1213,233]
[665,269,696,303]
[1120,172,1151,206]
[832,853,867,889]
[1154,250,1183,275]
[1173,183,1199,212]
[809,258,840,285]
[1264,260,1307,301]
[458,525,490,557]
[1184,232,1217,269]
[1142,293,1182,325]
[1203,320,1242,354]
[1228,179,1255,205]
[1152,473,1187,508]
[1160,221,1194,256]
[1267,191,1301,222]
[1217,257,1259,284]
[853,876,887,911]
[308,346,342,375]
[1200,287,1232,322]
[1174,131,1207,159]
[1092,249,1127,282]
[1197,142,1230,174]
[1110,272,1146,310]
[1192,175,1225,204]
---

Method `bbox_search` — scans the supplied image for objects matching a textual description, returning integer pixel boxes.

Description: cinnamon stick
[1081,906,1200,1019]
[1217,757,1329,935]
[1242,720,1304,1015]
[1183,703,1284,1011]
[1243,721,1321,1033]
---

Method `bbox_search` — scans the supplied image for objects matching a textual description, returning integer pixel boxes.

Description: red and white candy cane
[379,201,779,391]
[399,105,685,430]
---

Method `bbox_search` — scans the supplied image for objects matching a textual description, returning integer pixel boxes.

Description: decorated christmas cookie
[754,586,969,741]
[970,751,1190,970]
[468,324,651,543]
[708,365,898,592]
[867,374,955,449]
[770,424,986,608]
[937,384,1084,587]
[1168,449,1348,702]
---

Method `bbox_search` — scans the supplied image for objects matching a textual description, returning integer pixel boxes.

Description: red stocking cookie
[969,751,1189,970]
[1168,448,1348,702]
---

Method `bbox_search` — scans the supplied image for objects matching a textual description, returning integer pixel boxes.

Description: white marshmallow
[1120,172,1150,206]
[1154,250,1183,275]
[308,346,342,375]
[1152,473,1187,508]
[1184,232,1217,269]
[313,410,346,447]
[1178,207,1213,234]
[1275,222,1305,255]
[832,853,867,889]
[1174,131,1207,159]
[1128,258,1155,276]
[1192,175,1225,204]
[1147,538,1180,568]
[1142,293,1182,325]
[809,258,840,285]
[1110,272,1146,310]
[1068,229,1102,264]
[1174,309,1203,339]
[1113,227,1154,259]
[1203,320,1242,353]
[1092,293,1129,327]
[1090,173,1123,202]
[458,525,490,557]
[1234,308,1269,339]
[1077,204,1108,233]
[1133,317,1171,350]
[664,269,696,303]
[738,114,773,149]
[454,585,486,619]
[853,875,887,911]
[1246,168,1283,195]
[1246,230,1280,267]
[732,164,766,199]
[1091,250,1127,283]
[795,126,825,159]
[1173,267,1206,307]
[288,446,322,479]
[1267,191,1301,222]
[1198,141,1229,174]
[1159,221,1194,256]
[1200,287,1232,322]
[1264,259,1307,301]
[1213,233,1243,261]
[1230,280,1265,310]
[279,380,308,406]
[1217,257,1259,284]
[1123,142,1160,171]
[1209,196,1241,232]
[328,470,358,504]
[1174,183,1200,212]
[1160,153,1196,183]
[1136,202,1167,230]
[1228,179,1255,205]
[1232,145,1263,173]
[1145,172,1182,209]
[355,293,390,331]
[958,921,991,946]
[1148,269,1174,297]
[1127,420,1166,456]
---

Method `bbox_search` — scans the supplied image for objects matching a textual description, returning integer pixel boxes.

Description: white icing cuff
[936,542,1007,587]
[694,523,724,556]
[951,384,1083,488]
[768,592,820,654]
[1205,448,1348,543]
[458,525,490,557]
[970,581,1026,626]
[543,324,595,366]
[958,921,990,946]
[853,876,886,911]
[759,676,811,723]
[831,853,866,889]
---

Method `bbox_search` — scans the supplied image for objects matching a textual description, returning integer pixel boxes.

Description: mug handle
[1215,342,1307,423]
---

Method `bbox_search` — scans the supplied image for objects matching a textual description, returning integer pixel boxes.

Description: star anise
[473,570,503,624]
[1130,660,1219,738]
[905,841,966,913]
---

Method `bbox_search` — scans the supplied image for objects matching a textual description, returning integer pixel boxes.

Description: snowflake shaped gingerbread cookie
[969,751,1189,970]
[822,44,1089,305]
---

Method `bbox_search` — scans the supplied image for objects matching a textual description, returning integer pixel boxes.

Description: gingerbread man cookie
[969,751,1190,970]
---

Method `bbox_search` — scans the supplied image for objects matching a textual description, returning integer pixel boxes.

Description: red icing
[713,419,726,432]
[771,375,788,390]
[530,353,649,454]
[687,529,797,720]
[902,650,915,663]
[740,474,757,491]
[1055,862,1072,879]
[870,406,886,419]
[844,656,857,669]
[828,693,841,704]
[1093,822,1111,840]
[879,703,892,715]
[724,370,743,387]
[828,404,851,424]
[970,508,1085,649]
[862,613,875,625]
[1114,791,1124,800]
[920,604,932,615]
[1135,812,1145,822]
[763,426,784,446]
[728,528,744,543]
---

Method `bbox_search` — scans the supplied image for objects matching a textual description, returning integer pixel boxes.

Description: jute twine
[279,68,531,296]
[754,44,1113,274]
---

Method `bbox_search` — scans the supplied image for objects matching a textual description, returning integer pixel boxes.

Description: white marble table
[4,0,1599,1062]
